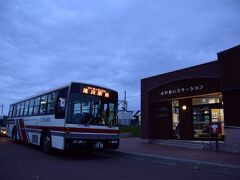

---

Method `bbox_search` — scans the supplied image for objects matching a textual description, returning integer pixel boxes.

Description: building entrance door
[193,105,211,139]
[211,108,224,139]
[172,100,180,139]
[192,104,224,140]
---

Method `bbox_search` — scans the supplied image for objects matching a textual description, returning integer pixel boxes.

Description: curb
[109,151,240,177]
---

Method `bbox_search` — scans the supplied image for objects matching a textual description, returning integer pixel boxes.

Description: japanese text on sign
[82,86,110,98]
[160,85,204,96]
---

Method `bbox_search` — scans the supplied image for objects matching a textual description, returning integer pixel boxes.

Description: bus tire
[12,127,18,143]
[41,132,52,154]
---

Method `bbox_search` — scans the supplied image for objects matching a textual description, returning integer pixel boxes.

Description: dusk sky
[0,0,240,115]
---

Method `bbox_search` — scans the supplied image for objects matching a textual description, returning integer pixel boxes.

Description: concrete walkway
[111,138,240,176]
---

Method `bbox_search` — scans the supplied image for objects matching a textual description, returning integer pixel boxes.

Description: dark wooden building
[141,45,240,152]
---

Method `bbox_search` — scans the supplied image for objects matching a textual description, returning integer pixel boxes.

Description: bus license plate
[94,142,104,149]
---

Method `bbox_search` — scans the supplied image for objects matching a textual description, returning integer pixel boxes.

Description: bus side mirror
[59,98,66,108]
[56,97,66,119]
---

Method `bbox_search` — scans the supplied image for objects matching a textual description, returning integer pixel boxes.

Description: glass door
[172,100,180,139]
[192,95,223,140]
[193,106,211,139]
[211,108,224,139]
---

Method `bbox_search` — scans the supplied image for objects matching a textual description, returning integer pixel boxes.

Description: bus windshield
[67,93,118,127]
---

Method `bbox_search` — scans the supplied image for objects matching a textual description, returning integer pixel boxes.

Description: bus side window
[47,92,56,114]
[8,105,13,118]
[20,102,25,117]
[24,101,29,116]
[28,99,35,116]
[39,95,47,115]
[12,105,16,117]
[16,103,21,117]
[33,97,40,116]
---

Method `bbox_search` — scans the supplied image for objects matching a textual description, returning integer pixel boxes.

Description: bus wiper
[84,117,95,126]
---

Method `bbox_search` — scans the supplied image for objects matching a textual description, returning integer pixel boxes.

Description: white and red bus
[6,82,119,153]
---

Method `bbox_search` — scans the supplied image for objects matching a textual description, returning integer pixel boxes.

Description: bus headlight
[0,130,7,135]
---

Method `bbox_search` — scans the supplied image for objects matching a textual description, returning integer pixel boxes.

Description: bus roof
[10,82,117,105]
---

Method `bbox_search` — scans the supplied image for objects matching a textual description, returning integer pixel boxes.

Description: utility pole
[118,91,128,112]
[0,105,3,116]
[124,90,128,112]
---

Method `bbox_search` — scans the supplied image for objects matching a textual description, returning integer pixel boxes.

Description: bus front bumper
[65,138,119,150]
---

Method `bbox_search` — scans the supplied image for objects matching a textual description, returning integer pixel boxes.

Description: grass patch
[119,126,141,137]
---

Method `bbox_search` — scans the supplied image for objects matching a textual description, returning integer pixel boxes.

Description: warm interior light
[182,105,187,110]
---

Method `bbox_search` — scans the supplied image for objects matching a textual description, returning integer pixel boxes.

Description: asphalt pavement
[0,137,239,180]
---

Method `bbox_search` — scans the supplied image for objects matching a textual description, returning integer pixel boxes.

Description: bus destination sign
[82,86,110,98]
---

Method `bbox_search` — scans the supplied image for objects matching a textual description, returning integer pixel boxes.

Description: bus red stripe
[67,127,119,134]
[19,119,28,142]
[26,125,119,134]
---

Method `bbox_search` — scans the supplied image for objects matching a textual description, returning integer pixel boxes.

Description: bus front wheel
[41,132,52,154]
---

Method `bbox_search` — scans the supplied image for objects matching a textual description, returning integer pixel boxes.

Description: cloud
[0,0,240,114]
